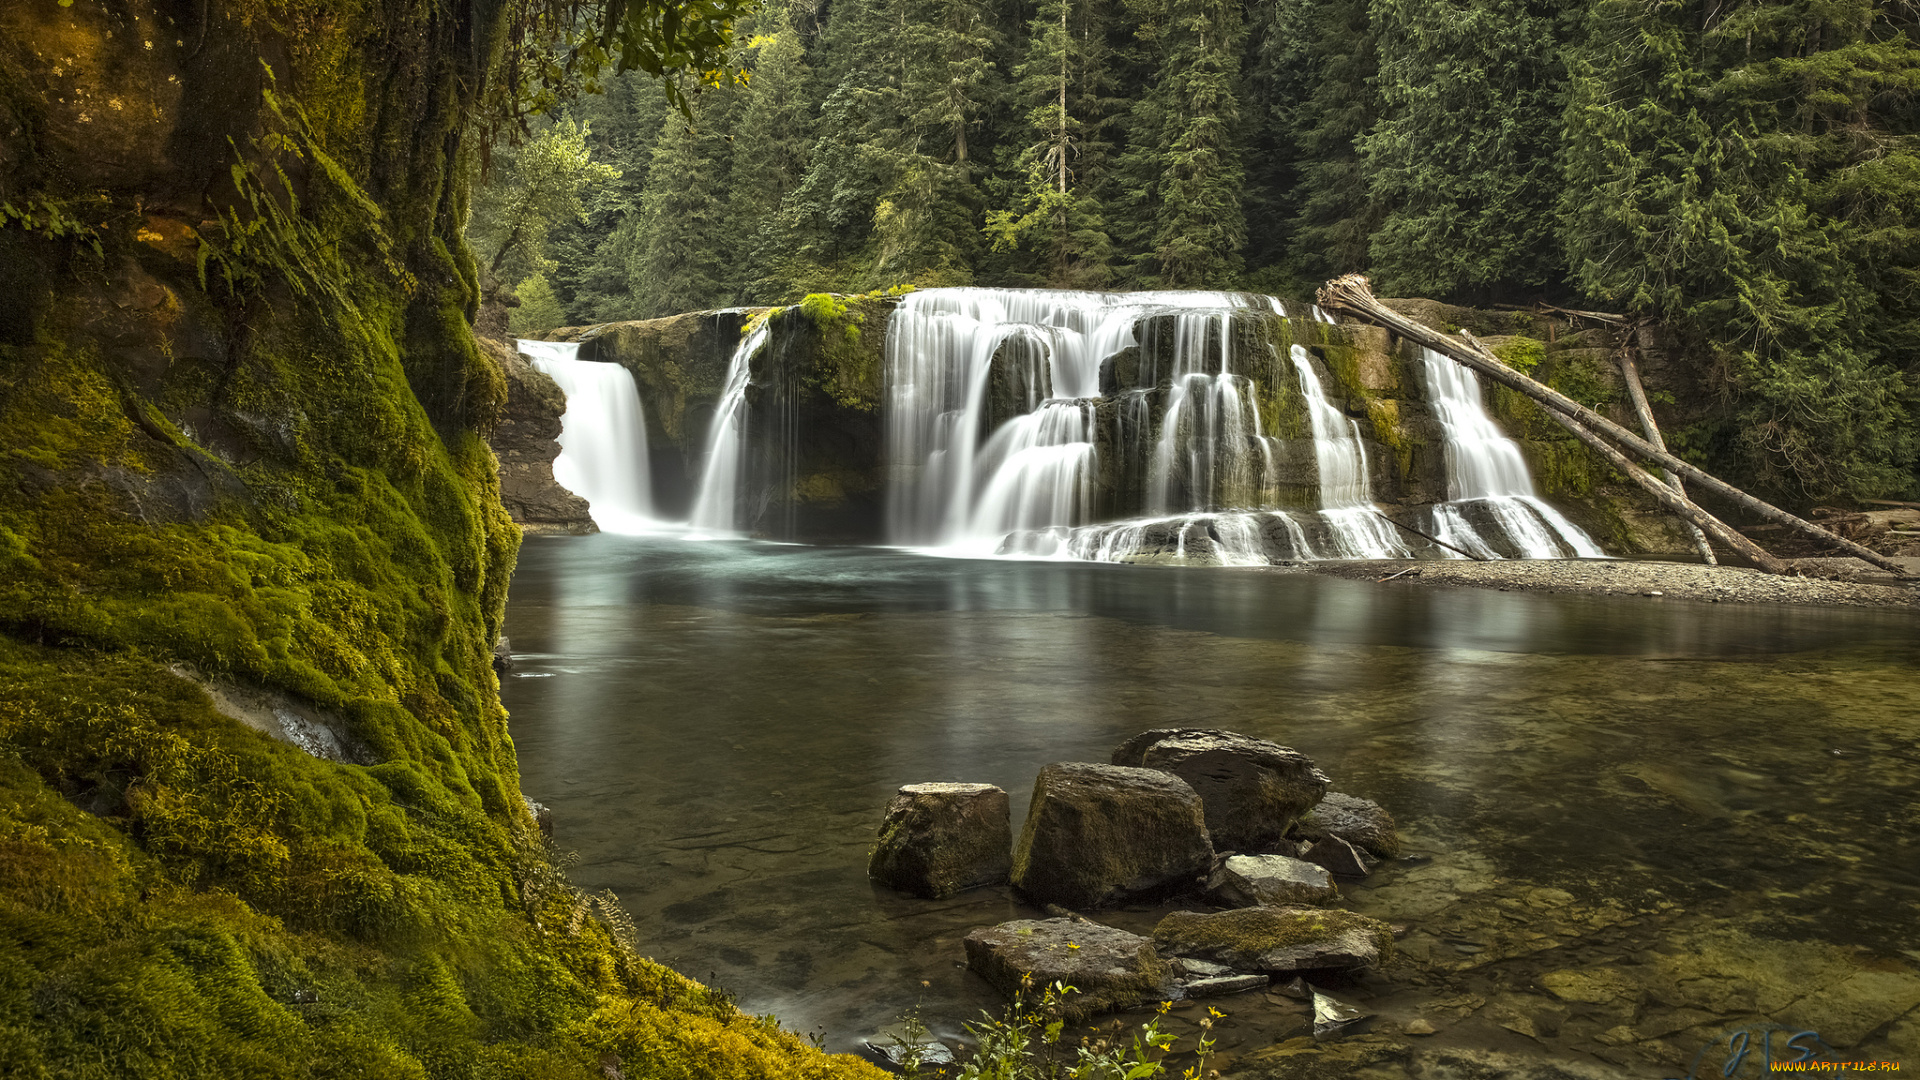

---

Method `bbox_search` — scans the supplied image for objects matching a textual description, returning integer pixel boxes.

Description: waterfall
[1416,346,1604,559]
[518,340,657,533]
[884,288,1248,554]
[1273,297,1409,560]
[688,323,769,535]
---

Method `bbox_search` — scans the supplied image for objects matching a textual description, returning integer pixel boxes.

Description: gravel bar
[1291,557,1920,610]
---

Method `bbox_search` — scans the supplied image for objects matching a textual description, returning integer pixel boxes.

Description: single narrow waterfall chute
[688,323,769,536]
[517,339,658,533]
[1413,345,1604,559]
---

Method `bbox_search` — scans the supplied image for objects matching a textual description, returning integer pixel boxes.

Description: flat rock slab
[1012,762,1213,909]
[1291,791,1400,858]
[1111,728,1330,851]
[869,782,1012,899]
[1152,907,1394,974]
[1185,974,1269,998]
[964,918,1172,1021]
[1208,853,1338,907]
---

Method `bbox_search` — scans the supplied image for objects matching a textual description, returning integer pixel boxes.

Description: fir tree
[983,0,1119,286]
[628,89,742,316]
[1116,0,1247,286]
[1361,0,1574,300]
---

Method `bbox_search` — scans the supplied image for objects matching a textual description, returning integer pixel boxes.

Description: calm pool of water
[501,536,1920,1076]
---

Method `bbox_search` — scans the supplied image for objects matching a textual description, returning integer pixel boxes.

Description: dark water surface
[501,535,1920,1076]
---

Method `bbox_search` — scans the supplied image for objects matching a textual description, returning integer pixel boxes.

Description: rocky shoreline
[1290,557,1920,609]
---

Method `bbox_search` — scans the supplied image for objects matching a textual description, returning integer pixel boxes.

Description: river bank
[1294,557,1920,609]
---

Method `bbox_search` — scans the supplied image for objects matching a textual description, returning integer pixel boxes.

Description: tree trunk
[1317,275,1914,578]
[1615,332,1716,564]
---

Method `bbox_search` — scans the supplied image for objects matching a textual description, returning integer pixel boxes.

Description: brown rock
[868,783,1012,899]
[1291,792,1401,859]
[1112,729,1330,852]
[1012,762,1214,909]
[963,918,1171,1021]
[1153,907,1394,974]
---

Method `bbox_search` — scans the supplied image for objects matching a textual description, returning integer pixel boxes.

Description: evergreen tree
[731,15,818,302]
[1560,0,1919,500]
[628,88,743,316]
[983,0,1119,286]
[1277,0,1379,284]
[1115,0,1247,286]
[548,74,675,322]
[1361,0,1574,300]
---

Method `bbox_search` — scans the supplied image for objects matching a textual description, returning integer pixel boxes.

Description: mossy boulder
[868,782,1012,899]
[1291,791,1401,859]
[1012,762,1214,909]
[1111,729,1331,852]
[1152,907,1395,973]
[963,918,1172,1021]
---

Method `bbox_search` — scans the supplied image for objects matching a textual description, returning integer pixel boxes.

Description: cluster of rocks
[868,729,1401,1025]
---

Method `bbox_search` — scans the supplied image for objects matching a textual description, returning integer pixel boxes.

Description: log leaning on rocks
[1541,410,1790,574]
[1316,275,1916,579]
[1616,336,1717,565]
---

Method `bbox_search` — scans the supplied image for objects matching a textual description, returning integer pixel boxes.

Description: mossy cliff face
[0,3,880,1077]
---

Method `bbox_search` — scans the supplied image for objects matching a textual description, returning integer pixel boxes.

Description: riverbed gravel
[1292,556,1920,609]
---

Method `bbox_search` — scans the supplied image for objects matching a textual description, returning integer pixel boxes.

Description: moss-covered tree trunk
[0,2,880,1075]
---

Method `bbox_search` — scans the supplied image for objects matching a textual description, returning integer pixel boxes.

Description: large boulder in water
[1290,791,1401,859]
[1012,763,1214,909]
[1111,729,1330,852]
[868,782,1012,899]
[1152,907,1393,974]
[964,918,1171,1021]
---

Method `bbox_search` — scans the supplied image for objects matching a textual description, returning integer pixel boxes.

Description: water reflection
[501,535,1920,1073]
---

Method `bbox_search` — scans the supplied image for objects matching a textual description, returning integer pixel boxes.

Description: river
[500,534,1920,1077]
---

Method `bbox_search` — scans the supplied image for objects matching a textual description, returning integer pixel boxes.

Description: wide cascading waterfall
[1416,346,1604,559]
[518,340,657,532]
[884,288,1244,555]
[883,287,1604,564]
[688,323,769,535]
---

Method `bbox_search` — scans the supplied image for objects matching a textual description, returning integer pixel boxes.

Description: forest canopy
[470,0,1920,506]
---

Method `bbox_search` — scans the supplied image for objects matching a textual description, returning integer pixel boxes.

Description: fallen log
[1616,335,1716,565]
[1542,410,1789,574]
[1316,275,1916,579]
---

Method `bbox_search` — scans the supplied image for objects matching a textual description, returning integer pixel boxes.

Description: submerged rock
[1152,907,1394,974]
[1207,853,1338,907]
[1313,988,1372,1040]
[1110,729,1330,851]
[963,918,1172,1021]
[1291,791,1401,859]
[1301,836,1373,878]
[1012,762,1213,909]
[1185,974,1269,998]
[868,782,1012,899]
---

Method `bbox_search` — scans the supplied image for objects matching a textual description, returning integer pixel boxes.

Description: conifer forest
[474,0,1920,506]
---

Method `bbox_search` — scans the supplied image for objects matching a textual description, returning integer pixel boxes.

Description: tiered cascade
[882,288,1600,563]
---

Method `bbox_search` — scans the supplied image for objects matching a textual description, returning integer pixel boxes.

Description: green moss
[781,293,892,412]
[1152,907,1395,965]
[1491,335,1545,376]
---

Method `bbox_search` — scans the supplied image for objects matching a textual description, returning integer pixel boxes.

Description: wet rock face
[1301,835,1373,878]
[1111,729,1330,852]
[486,338,597,534]
[867,783,1012,899]
[1152,907,1394,974]
[1291,791,1400,859]
[1012,762,1214,910]
[1207,854,1339,908]
[963,919,1171,1021]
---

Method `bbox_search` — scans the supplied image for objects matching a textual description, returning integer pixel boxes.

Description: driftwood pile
[1316,275,1915,579]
